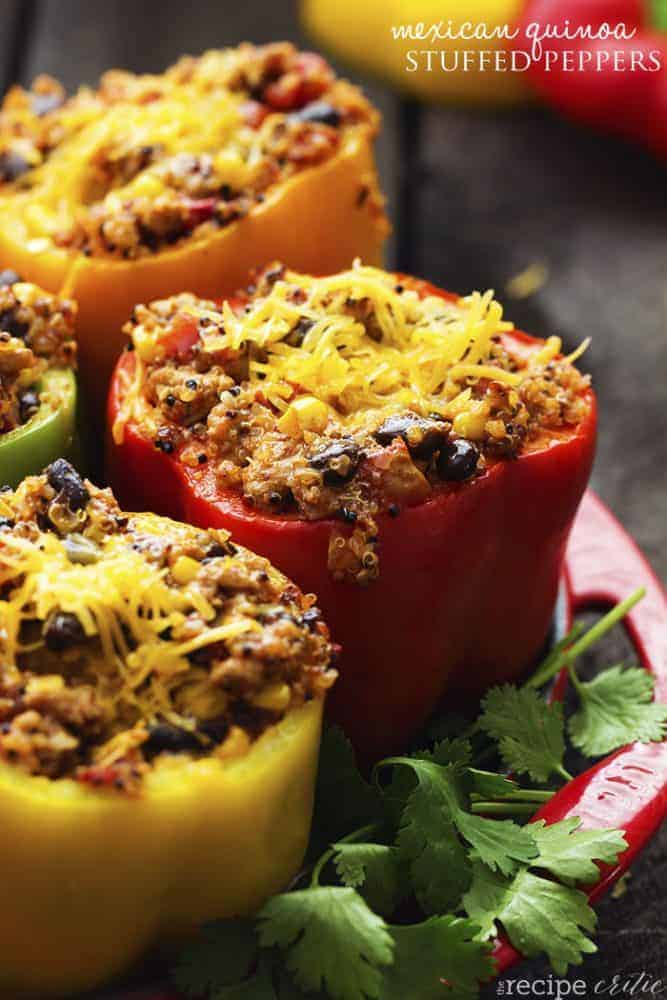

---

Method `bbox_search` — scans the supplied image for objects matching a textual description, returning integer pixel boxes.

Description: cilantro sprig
[173,588,663,1000]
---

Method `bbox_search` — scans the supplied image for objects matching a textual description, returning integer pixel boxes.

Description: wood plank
[415,106,667,578]
[0,0,35,94]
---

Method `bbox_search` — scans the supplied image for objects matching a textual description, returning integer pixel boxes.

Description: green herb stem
[471,789,555,804]
[470,801,539,817]
[525,588,645,690]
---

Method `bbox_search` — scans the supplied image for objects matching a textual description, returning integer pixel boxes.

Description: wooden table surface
[0,0,664,994]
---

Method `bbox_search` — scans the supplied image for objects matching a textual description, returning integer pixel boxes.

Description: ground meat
[0,465,335,791]
[0,282,77,433]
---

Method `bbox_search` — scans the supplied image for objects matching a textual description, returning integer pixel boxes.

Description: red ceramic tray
[103,490,667,999]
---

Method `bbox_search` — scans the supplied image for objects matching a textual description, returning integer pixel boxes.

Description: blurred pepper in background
[301,0,667,160]
[301,0,530,105]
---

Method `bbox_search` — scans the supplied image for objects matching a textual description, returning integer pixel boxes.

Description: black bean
[339,506,358,523]
[0,150,30,183]
[0,310,29,339]
[0,269,21,287]
[198,718,230,744]
[301,608,322,631]
[19,389,40,423]
[0,516,15,529]
[310,441,361,487]
[287,316,314,346]
[144,723,202,758]
[374,414,448,459]
[46,459,90,511]
[437,439,480,482]
[44,611,86,651]
[31,91,64,116]
[290,101,341,127]
[202,540,235,562]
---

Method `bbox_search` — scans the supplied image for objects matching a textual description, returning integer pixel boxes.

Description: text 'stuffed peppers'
[513,0,667,162]
[107,265,596,759]
[0,44,388,409]
[0,274,77,485]
[0,467,335,996]
[300,0,530,105]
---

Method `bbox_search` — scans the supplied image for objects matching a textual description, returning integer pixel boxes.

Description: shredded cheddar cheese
[0,470,335,787]
[119,263,523,443]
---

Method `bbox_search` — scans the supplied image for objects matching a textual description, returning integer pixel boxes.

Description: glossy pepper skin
[107,278,596,759]
[513,0,667,160]
[0,699,323,998]
[301,0,530,105]
[0,367,76,488]
[0,130,388,412]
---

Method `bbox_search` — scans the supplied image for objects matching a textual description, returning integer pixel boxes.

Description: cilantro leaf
[333,842,406,916]
[569,665,667,756]
[171,919,258,998]
[258,886,394,1000]
[463,863,597,975]
[430,737,474,768]
[479,686,567,782]
[455,812,539,876]
[469,769,516,799]
[529,817,628,885]
[311,727,383,850]
[389,758,472,912]
[382,917,495,1000]
[382,740,471,829]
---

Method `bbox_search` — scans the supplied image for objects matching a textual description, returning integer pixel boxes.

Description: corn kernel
[277,396,329,438]
[453,402,488,441]
[25,675,64,698]
[251,682,291,713]
[216,725,251,760]
[171,555,201,584]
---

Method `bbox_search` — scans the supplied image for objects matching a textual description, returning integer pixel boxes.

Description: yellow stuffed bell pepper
[0,44,389,410]
[0,461,335,998]
[301,0,529,105]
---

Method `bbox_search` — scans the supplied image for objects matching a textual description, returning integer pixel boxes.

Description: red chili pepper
[106,277,596,759]
[514,0,667,156]
[495,490,667,973]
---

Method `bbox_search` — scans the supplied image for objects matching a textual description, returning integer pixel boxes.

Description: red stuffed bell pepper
[513,0,667,160]
[107,264,596,758]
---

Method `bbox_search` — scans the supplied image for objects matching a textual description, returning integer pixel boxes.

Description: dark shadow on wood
[395,97,422,275]
[0,0,38,90]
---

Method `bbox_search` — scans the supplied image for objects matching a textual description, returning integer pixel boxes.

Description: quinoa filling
[115,263,592,584]
[0,462,335,792]
[0,43,381,259]
[0,271,77,434]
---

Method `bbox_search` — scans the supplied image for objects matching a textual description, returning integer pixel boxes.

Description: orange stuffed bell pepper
[0,461,334,997]
[0,45,388,410]
[107,263,596,759]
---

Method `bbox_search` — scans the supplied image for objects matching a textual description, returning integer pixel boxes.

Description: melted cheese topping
[0,45,374,256]
[0,528,262,727]
[121,263,534,441]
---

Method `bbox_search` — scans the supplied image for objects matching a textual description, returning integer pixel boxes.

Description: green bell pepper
[0,368,77,488]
